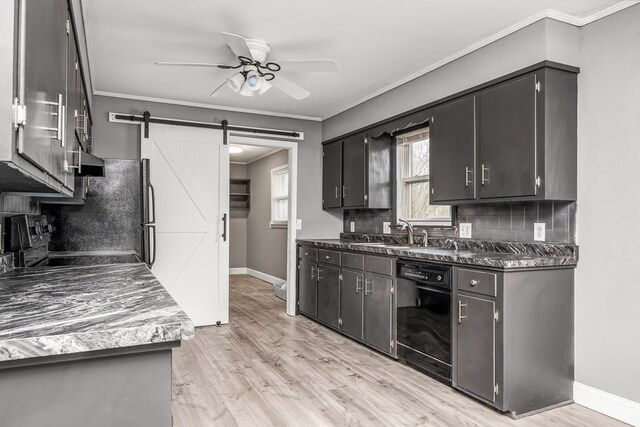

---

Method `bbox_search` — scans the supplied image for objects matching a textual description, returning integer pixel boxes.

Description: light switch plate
[459,223,472,239]
[534,223,545,241]
[296,219,302,230]
[350,221,355,232]
[383,222,391,234]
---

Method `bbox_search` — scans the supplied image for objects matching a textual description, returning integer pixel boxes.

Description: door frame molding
[228,135,299,316]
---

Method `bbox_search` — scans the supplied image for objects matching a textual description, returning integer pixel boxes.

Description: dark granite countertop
[297,238,578,270]
[0,263,194,362]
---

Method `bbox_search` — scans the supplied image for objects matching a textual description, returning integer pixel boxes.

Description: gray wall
[244,151,289,280]
[91,95,342,240]
[322,18,579,140]
[229,163,247,269]
[575,4,640,403]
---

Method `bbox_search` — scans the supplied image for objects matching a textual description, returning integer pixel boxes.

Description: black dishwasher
[396,260,452,384]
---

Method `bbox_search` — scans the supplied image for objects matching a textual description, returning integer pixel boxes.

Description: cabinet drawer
[365,255,394,276]
[457,268,497,297]
[299,247,317,262]
[318,249,341,266]
[342,252,364,270]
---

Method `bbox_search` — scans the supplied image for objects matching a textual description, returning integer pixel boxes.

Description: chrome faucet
[398,219,415,245]
[421,229,429,248]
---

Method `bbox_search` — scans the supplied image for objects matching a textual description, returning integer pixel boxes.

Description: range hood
[77,151,106,177]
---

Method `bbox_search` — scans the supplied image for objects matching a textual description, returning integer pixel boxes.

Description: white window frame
[395,128,452,226]
[270,164,289,228]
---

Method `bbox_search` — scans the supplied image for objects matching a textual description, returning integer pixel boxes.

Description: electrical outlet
[350,221,355,232]
[383,222,391,234]
[296,219,302,230]
[534,223,546,241]
[459,223,472,239]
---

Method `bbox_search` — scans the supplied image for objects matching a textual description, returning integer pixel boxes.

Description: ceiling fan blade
[210,80,228,97]
[221,32,253,60]
[270,76,310,100]
[155,61,234,68]
[276,60,338,72]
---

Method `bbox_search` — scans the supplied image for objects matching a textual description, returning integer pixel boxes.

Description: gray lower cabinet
[339,269,363,339]
[298,260,317,318]
[317,265,340,328]
[453,266,575,417]
[363,274,393,354]
[298,246,395,357]
[456,294,496,403]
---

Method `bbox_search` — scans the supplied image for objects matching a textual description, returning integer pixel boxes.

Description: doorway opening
[227,136,298,316]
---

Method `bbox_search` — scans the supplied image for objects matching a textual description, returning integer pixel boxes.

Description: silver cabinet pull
[317,268,323,280]
[481,164,490,185]
[458,300,467,323]
[64,148,82,174]
[364,278,372,295]
[342,186,349,199]
[311,266,316,280]
[356,276,362,293]
[325,255,331,260]
[465,166,473,187]
[334,186,341,200]
[44,94,64,140]
[304,252,309,256]
[470,279,478,287]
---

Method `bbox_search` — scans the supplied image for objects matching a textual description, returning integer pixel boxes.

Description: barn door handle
[221,213,227,241]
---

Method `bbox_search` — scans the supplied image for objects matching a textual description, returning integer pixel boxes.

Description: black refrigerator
[41,158,156,267]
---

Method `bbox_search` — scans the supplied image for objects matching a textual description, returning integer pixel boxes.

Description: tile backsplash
[343,201,577,244]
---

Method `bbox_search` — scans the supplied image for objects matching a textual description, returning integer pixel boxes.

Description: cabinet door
[363,274,393,354]
[342,134,366,207]
[64,22,79,191]
[20,0,68,176]
[298,261,317,318]
[340,269,363,339]
[322,141,342,209]
[456,294,496,403]
[479,74,538,199]
[316,265,340,329]
[431,96,476,202]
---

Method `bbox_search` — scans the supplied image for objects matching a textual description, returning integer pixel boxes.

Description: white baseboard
[574,382,640,426]
[229,267,285,285]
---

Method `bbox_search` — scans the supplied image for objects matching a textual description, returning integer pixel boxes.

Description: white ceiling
[83,0,634,120]
[229,144,283,163]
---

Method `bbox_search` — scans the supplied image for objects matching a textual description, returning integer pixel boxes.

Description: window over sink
[396,127,452,225]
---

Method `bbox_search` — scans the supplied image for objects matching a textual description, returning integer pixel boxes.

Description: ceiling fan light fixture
[245,71,263,91]
[226,72,244,92]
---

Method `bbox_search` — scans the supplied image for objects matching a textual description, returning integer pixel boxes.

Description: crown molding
[321,2,640,120]
[93,91,323,122]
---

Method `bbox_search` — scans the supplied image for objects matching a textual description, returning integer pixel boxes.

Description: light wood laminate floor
[172,275,624,426]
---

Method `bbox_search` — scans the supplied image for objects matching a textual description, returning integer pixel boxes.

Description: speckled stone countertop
[297,237,578,270]
[0,263,194,362]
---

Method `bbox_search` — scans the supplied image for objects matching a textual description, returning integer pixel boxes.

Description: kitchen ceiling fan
[155,32,337,100]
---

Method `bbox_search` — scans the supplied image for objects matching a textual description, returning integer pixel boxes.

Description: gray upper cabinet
[430,96,476,202]
[0,0,90,196]
[322,141,342,209]
[322,133,392,210]
[342,134,366,207]
[430,65,577,204]
[20,0,67,182]
[479,74,537,199]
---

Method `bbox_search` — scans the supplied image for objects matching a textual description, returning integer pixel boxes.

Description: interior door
[141,123,229,326]
[479,74,538,199]
[431,96,476,202]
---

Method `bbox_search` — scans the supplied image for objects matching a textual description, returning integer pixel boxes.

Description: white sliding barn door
[141,124,229,326]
